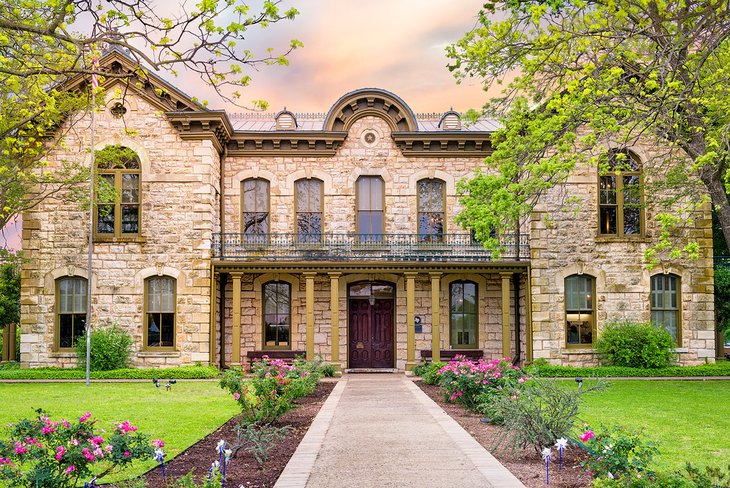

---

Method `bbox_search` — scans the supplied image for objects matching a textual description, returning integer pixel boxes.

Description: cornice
[225,131,348,157]
[392,131,493,157]
[212,260,529,274]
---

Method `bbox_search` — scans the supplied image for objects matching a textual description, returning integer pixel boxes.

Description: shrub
[412,361,445,385]
[577,425,659,481]
[76,323,133,371]
[494,377,604,453]
[0,409,155,487]
[234,423,291,465]
[595,320,676,368]
[438,357,523,411]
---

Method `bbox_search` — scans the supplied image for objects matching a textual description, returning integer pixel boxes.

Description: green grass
[0,381,239,483]
[576,379,730,471]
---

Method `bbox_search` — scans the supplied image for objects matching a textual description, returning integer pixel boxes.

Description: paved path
[275,374,525,488]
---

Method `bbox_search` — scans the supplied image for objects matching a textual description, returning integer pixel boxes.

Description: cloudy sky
[0,1,496,251]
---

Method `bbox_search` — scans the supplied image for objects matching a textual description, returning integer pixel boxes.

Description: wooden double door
[348,282,395,369]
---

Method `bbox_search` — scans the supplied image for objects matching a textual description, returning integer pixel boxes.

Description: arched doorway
[348,281,395,368]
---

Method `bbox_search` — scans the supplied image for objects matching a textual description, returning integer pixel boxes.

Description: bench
[420,349,484,362]
[246,350,306,370]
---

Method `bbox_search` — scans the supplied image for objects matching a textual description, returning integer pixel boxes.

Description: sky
[0,1,496,251]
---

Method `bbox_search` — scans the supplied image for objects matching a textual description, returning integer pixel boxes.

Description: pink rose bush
[0,410,159,488]
[576,425,658,482]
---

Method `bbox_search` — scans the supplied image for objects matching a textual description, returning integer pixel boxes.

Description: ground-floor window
[449,281,477,348]
[146,276,176,349]
[263,281,291,348]
[56,277,87,349]
[565,274,595,346]
[651,273,680,343]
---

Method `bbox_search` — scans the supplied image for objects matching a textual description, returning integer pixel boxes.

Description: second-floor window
[599,150,642,236]
[95,146,140,237]
[418,179,445,242]
[296,178,323,243]
[242,178,269,241]
[357,176,384,242]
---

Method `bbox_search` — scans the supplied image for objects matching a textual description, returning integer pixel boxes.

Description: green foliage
[234,422,291,466]
[595,320,677,368]
[76,323,133,371]
[529,362,730,378]
[0,263,19,330]
[166,469,221,488]
[413,361,445,385]
[0,409,155,487]
[715,264,730,336]
[592,463,730,487]
[0,365,219,380]
[438,357,524,412]
[493,377,604,453]
[578,425,659,481]
[448,0,730,261]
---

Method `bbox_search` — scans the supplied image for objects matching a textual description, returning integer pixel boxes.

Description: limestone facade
[19,53,715,369]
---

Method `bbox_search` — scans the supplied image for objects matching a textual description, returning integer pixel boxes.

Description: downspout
[513,273,521,365]
[217,142,228,369]
[219,273,227,369]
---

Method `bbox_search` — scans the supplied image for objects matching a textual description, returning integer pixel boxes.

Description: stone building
[19,51,716,369]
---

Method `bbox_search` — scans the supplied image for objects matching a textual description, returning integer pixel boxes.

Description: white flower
[216,440,226,453]
[211,460,220,470]
[541,447,552,460]
[224,449,233,460]
[554,438,568,451]
[602,443,614,454]
[154,448,164,461]
[608,472,614,479]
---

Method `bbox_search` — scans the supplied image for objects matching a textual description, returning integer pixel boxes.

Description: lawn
[0,381,239,483]
[577,379,730,470]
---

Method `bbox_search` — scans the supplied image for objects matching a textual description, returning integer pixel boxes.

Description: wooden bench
[420,349,484,362]
[246,350,306,370]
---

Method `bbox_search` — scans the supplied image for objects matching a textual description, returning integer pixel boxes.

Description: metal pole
[86,79,95,387]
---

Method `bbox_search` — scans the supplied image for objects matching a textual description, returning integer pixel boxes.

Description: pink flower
[14,442,28,455]
[518,377,526,384]
[82,448,95,461]
[579,430,595,442]
[65,465,76,475]
[79,412,91,423]
[233,392,240,400]
[55,446,66,461]
[41,426,55,434]
[123,451,131,457]
[0,457,14,467]
[61,419,70,428]
[153,439,165,448]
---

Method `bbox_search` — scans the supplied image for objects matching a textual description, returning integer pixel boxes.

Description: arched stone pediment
[323,88,418,133]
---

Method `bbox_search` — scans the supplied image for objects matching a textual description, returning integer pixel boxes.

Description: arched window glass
[418,179,445,242]
[296,178,323,243]
[95,146,141,237]
[242,178,270,242]
[356,176,384,242]
[599,150,642,236]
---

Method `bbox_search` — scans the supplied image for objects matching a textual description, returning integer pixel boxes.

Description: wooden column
[430,272,442,362]
[304,272,317,360]
[231,272,242,366]
[501,272,511,358]
[328,272,341,369]
[209,268,217,367]
[405,272,418,370]
[525,269,534,364]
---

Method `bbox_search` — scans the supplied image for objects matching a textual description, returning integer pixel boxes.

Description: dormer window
[275,109,297,130]
[438,110,461,131]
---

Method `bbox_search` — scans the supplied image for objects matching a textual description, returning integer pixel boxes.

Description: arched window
[145,276,176,349]
[95,146,141,237]
[651,274,680,343]
[263,281,291,348]
[295,178,323,243]
[418,179,445,242]
[565,274,595,346]
[242,178,270,242]
[56,277,87,350]
[356,176,384,242]
[599,150,642,236]
[449,281,478,348]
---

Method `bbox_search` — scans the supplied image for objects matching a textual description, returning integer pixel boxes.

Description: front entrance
[348,282,395,368]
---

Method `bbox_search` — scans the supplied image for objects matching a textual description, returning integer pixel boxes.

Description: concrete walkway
[275,374,525,488]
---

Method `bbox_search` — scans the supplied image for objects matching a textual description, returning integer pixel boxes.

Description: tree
[0,0,301,234]
[446,0,730,263]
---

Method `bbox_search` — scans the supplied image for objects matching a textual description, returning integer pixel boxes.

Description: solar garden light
[575,377,583,391]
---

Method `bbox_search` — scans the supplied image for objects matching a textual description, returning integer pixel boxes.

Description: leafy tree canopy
[447,0,730,265]
[0,261,20,329]
[0,0,301,234]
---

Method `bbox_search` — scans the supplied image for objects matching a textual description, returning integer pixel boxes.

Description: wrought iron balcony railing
[212,233,530,262]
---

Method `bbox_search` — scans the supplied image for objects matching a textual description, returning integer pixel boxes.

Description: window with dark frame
[57,277,87,349]
[651,274,680,343]
[356,176,384,242]
[263,281,291,348]
[565,274,595,346]
[242,178,270,242]
[599,150,642,236]
[449,281,478,348]
[418,179,445,242]
[296,178,323,243]
[95,147,140,237]
[146,276,175,348]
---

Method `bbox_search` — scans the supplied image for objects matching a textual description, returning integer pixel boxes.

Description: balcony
[212,233,530,262]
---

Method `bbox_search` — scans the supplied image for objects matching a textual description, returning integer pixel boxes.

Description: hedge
[0,365,220,380]
[529,361,730,378]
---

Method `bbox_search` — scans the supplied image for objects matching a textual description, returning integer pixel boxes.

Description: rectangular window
[95,146,141,238]
[57,277,87,349]
[263,282,291,348]
[357,176,384,242]
[450,281,477,348]
[146,277,176,348]
[418,179,445,242]
[651,274,680,343]
[296,179,323,243]
[242,178,269,243]
[598,150,642,236]
[565,275,594,346]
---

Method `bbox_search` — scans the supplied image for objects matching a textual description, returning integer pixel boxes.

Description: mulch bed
[141,380,335,488]
[416,380,591,488]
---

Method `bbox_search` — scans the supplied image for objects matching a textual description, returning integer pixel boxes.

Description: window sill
[94,236,146,244]
[49,351,77,358]
[137,351,180,358]
[594,235,649,244]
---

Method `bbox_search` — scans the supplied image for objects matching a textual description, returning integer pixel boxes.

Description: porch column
[501,272,511,357]
[405,272,418,370]
[304,272,317,360]
[526,269,534,364]
[328,272,341,369]
[430,272,442,362]
[231,272,242,365]
[209,269,217,367]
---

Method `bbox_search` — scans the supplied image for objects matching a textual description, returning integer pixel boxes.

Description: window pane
[160,313,175,346]
[371,178,383,210]
[255,181,269,212]
[463,283,477,313]
[599,176,616,204]
[147,314,160,346]
[243,180,257,210]
[122,174,139,203]
[121,205,139,233]
[600,207,616,234]
[623,207,640,235]
[97,205,115,234]
[59,315,74,348]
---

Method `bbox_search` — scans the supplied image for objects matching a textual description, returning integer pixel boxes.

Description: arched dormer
[438,110,461,130]
[275,109,298,130]
[323,88,418,132]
